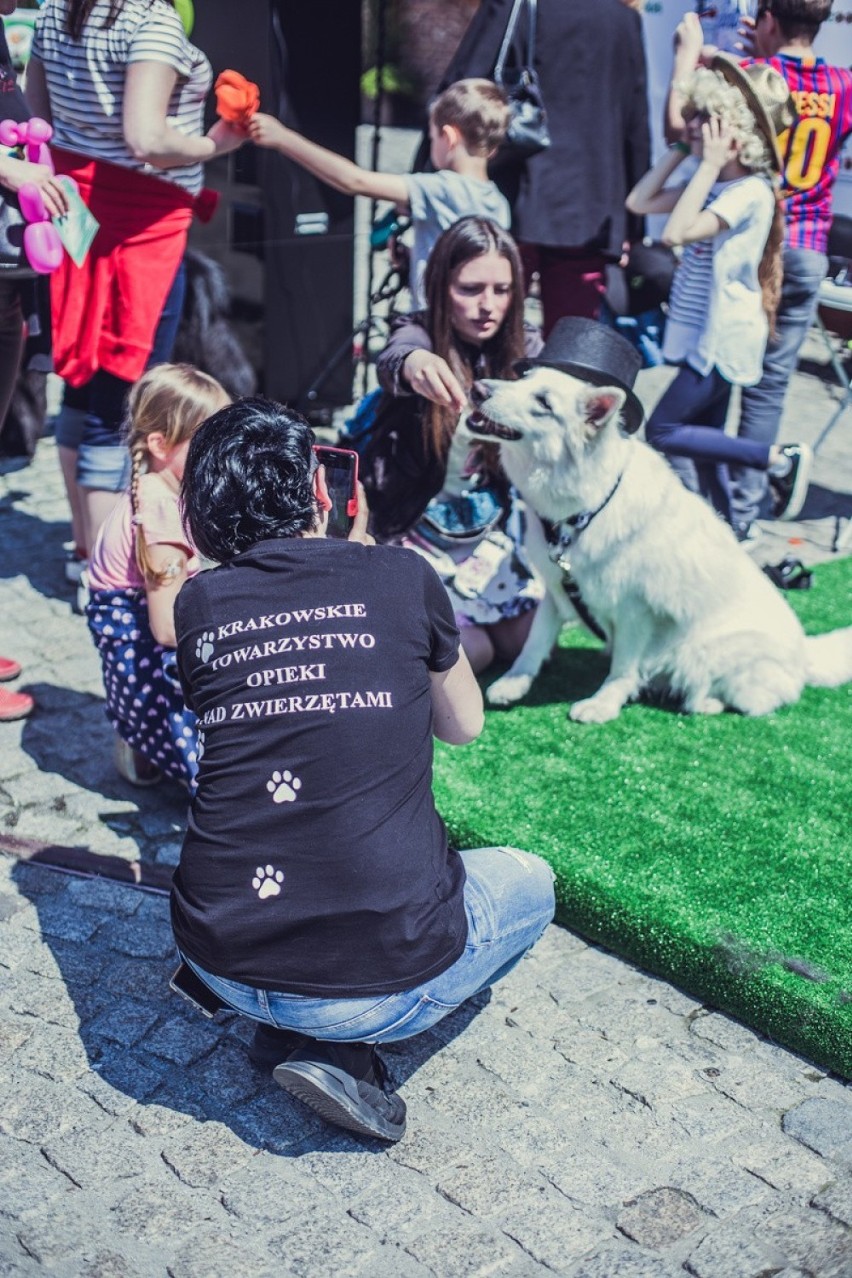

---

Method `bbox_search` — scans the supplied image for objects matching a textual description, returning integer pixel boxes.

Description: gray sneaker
[274,1041,407,1142]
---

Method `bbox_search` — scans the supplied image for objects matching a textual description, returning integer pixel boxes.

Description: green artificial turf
[433,556,852,1079]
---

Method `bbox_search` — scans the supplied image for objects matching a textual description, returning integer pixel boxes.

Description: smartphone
[169,962,226,1018]
[697,0,756,52]
[313,444,359,538]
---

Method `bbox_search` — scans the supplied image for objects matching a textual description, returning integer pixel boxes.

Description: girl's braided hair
[125,363,228,584]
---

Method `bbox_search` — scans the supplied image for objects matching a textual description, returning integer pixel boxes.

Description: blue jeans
[646,364,771,524]
[182,846,556,1044]
[730,246,828,527]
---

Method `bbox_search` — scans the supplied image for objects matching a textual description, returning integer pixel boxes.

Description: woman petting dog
[365,216,544,675]
[626,39,811,537]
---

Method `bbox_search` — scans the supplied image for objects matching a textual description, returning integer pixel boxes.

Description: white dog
[467,368,852,722]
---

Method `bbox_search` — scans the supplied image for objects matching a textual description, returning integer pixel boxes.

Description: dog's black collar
[542,470,625,562]
[540,471,625,646]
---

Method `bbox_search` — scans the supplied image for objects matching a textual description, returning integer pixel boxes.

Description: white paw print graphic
[195,631,215,662]
[252,865,284,900]
[267,769,302,804]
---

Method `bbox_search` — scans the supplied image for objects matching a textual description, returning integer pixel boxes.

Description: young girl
[626,52,810,536]
[85,364,229,787]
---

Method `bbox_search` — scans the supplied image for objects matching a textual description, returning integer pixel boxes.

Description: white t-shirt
[405,171,511,308]
[32,0,211,194]
[662,174,775,386]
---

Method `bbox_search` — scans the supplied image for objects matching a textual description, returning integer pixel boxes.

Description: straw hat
[711,53,797,172]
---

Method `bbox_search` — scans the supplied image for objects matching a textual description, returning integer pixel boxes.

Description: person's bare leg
[460,625,495,675]
[488,610,536,664]
[82,487,122,555]
[58,444,87,557]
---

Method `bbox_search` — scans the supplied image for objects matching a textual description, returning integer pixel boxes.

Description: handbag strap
[494,0,538,84]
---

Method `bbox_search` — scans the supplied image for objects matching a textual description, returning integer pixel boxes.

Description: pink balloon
[18,182,48,224]
[24,221,64,274]
[0,120,21,148]
[25,143,54,171]
[26,119,53,146]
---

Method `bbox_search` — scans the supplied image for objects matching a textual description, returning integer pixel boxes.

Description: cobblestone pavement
[2,355,852,1274]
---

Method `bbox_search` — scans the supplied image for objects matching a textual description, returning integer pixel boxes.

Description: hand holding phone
[313,445,359,538]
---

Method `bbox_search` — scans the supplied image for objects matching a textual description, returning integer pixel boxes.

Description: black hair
[763,0,831,40]
[181,397,317,562]
[65,1,175,40]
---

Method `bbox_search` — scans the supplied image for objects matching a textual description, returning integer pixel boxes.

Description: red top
[754,54,852,254]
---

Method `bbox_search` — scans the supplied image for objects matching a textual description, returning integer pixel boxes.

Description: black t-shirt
[171,537,468,996]
[0,25,29,124]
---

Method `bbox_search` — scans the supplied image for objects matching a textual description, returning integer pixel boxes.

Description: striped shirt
[750,54,852,255]
[31,0,212,194]
[663,175,774,385]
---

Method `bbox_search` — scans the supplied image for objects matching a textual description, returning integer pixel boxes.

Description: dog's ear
[578,386,626,430]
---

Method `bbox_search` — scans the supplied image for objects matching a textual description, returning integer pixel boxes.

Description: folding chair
[813,213,852,454]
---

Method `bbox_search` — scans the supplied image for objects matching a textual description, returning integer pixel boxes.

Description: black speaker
[188,0,361,414]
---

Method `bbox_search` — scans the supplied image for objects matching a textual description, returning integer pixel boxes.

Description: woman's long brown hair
[65,1,174,40]
[422,216,526,461]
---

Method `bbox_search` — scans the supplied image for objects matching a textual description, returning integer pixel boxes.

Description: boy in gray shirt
[249,79,511,307]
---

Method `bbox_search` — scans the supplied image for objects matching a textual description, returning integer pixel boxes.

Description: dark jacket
[434,0,651,255]
[361,314,542,542]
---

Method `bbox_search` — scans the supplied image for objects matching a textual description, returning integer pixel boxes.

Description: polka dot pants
[86,588,198,787]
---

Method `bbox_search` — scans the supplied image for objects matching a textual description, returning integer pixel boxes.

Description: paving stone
[740,1139,836,1197]
[82,999,163,1051]
[617,1187,714,1250]
[811,1177,852,1228]
[498,1188,613,1269]
[41,1122,152,1191]
[0,1072,112,1146]
[688,1012,768,1055]
[759,1207,852,1277]
[108,1173,228,1243]
[10,1021,91,1084]
[95,916,176,960]
[402,1219,525,1276]
[567,1250,682,1278]
[142,1011,219,1067]
[782,1098,852,1165]
[684,1227,789,1278]
[220,1157,322,1224]
[63,875,145,916]
[166,1235,278,1278]
[73,1250,147,1278]
[665,1154,771,1218]
[160,1121,255,1189]
[264,1201,388,1278]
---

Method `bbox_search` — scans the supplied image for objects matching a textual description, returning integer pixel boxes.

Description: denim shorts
[182,845,556,1045]
[53,403,131,491]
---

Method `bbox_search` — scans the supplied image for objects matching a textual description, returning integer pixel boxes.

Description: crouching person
[170,398,555,1143]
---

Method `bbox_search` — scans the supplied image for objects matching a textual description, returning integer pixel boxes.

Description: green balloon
[174,0,195,37]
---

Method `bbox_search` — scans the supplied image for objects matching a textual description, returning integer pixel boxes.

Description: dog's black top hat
[517,317,645,434]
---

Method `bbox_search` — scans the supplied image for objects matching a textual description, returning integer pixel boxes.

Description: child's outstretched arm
[145,544,190,649]
[664,13,707,145]
[248,113,410,209]
[626,145,690,218]
[661,117,733,247]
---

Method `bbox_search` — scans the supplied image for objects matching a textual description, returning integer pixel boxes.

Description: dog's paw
[569,696,622,724]
[486,673,533,706]
[689,696,725,716]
